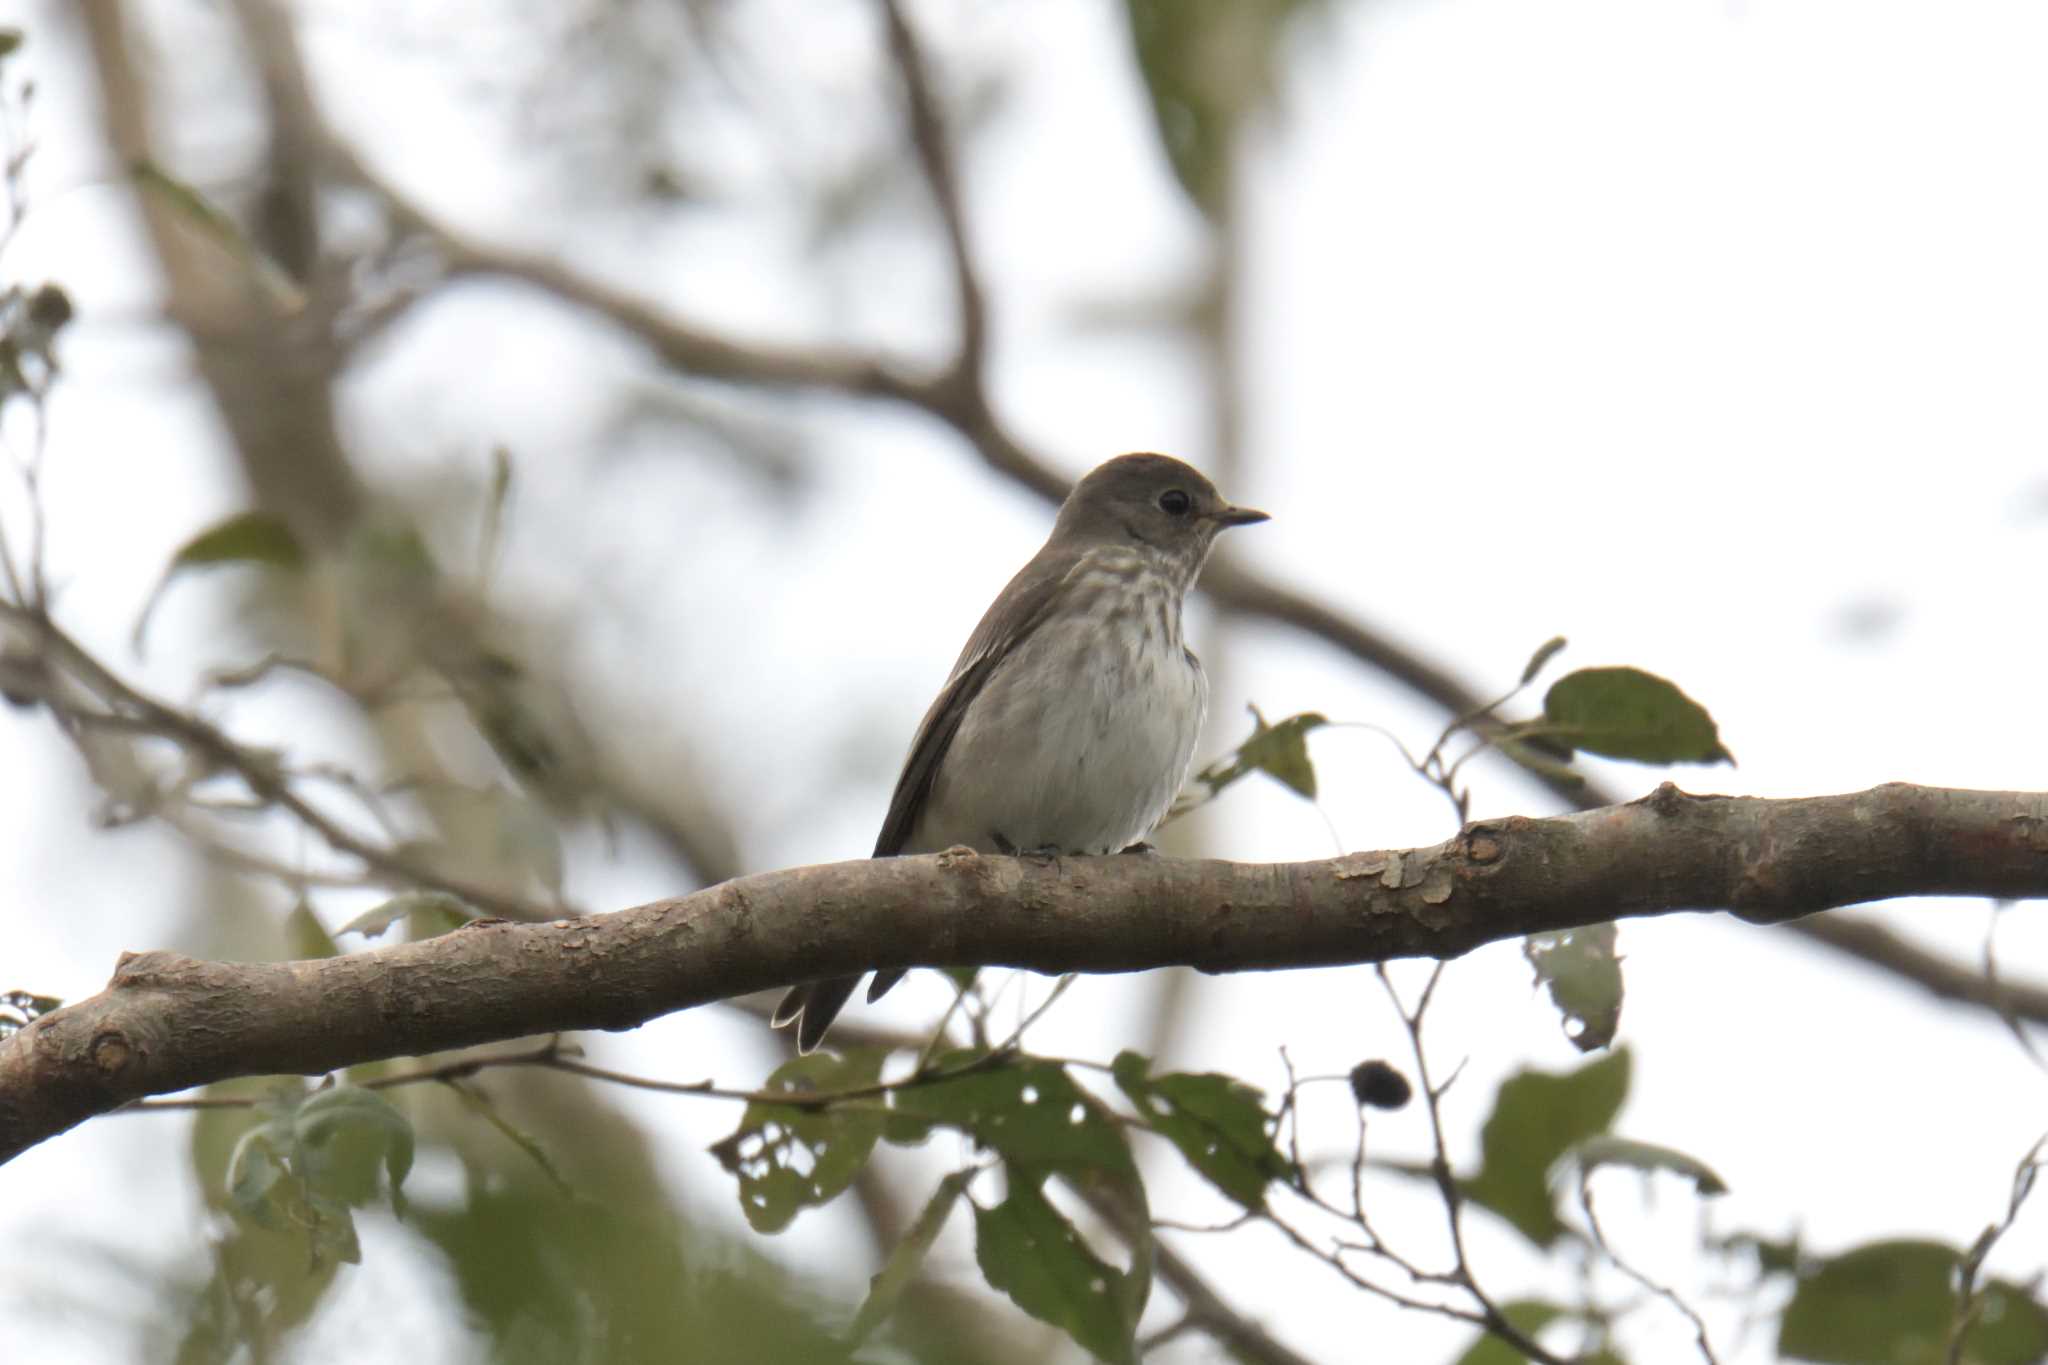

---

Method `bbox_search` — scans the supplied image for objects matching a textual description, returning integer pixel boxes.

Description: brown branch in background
[5,781,2047,1166]
[77,1,751,898]
[876,0,986,384]
[0,602,560,922]
[77,0,364,547]
[1785,911,2048,1022]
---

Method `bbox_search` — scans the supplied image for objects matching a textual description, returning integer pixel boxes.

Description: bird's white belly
[910,592,1207,856]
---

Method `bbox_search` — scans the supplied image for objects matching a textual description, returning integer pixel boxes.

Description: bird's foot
[1118,841,1159,856]
[991,830,1063,863]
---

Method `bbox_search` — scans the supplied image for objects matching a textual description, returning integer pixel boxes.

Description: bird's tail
[774,971,910,1053]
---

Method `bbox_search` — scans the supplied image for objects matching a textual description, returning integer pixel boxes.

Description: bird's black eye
[1158,489,1192,516]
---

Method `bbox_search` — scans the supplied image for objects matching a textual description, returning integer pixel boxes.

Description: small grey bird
[774,453,1268,1052]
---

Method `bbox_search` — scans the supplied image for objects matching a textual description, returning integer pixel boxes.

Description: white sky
[3,0,2046,1360]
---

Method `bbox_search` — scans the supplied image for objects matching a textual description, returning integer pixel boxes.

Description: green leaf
[225,1126,289,1227]
[1570,1136,1726,1195]
[848,1169,973,1345]
[336,891,478,941]
[1186,707,1329,807]
[894,1057,1136,1182]
[444,1080,574,1197]
[223,1109,368,1268]
[1525,924,1624,1051]
[293,1085,416,1218]
[479,445,513,575]
[0,29,23,59]
[1121,0,1318,221]
[1495,734,1587,789]
[134,510,306,651]
[492,789,566,894]
[1520,636,1569,687]
[1780,1239,2048,1365]
[1541,667,1732,765]
[1454,1300,1570,1365]
[166,510,307,573]
[283,901,338,960]
[710,1048,889,1233]
[1724,1230,1804,1276]
[1462,1049,1631,1247]
[130,160,307,312]
[1111,1051,1291,1207]
[975,1178,1141,1365]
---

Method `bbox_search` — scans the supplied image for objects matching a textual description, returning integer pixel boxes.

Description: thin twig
[1578,1176,1722,1364]
[875,0,985,382]
[1943,1132,2048,1365]
[1377,962,1571,1364]
[0,601,561,922]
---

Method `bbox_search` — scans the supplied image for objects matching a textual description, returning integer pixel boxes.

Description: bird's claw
[991,829,1063,863]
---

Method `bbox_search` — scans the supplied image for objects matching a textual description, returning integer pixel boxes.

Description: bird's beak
[1210,504,1270,528]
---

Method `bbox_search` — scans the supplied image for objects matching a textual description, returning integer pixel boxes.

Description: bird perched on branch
[775,452,1268,1052]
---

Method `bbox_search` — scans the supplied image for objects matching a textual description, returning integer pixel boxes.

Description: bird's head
[1052,453,1268,571]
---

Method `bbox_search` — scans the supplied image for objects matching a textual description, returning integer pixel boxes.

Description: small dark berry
[27,284,73,333]
[1349,1059,1412,1111]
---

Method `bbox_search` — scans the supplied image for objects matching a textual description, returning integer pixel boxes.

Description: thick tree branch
[3,782,2043,1166]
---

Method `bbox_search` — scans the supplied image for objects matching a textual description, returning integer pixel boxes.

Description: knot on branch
[1461,824,1506,865]
[91,1029,133,1077]
[1641,782,1689,817]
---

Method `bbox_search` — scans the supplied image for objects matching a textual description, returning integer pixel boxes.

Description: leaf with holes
[893,1056,1136,1182]
[1461,1048,1631,1247]
[1111,1051,1291,1207]
[976,1176,1142,1365]
[1525,924,1624,1052]
[1541,667,1732,765]
[710,1048,888,1233]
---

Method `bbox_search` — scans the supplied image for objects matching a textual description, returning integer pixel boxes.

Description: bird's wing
[871,551,1076,857]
